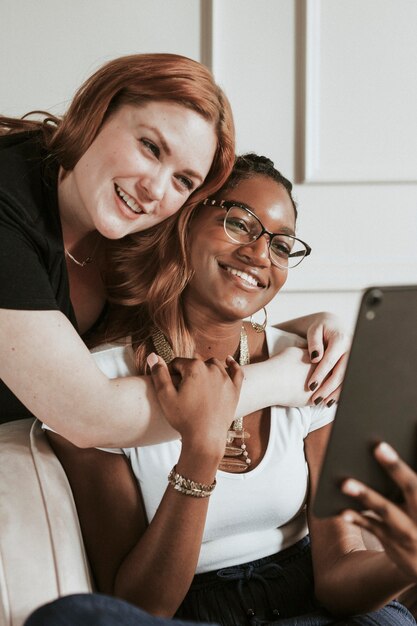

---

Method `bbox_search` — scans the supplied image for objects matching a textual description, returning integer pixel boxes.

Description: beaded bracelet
[168,465,216,498]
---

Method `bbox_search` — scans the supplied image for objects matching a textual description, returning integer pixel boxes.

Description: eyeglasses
[202,199,312,269]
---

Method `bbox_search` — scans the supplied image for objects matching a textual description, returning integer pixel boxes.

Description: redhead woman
[0,54,348,448]
[34,155,415,626]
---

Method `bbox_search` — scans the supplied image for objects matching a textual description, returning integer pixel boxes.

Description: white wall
[0,0,202,116]
[210,0,417,329]
[2,0,416,331]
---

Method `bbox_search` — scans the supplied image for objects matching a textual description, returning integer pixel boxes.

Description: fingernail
[327,399,335,407]
[314,397,323,405]
[311,350,319,359]
[342,479,362,496]
[147,352,159,368]
[226,355,236,364]
[342,512,354,523]
[309,381,318,391]
[377,442,398,462]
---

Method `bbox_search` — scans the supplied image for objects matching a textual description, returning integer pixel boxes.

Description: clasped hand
[147,353,243,453]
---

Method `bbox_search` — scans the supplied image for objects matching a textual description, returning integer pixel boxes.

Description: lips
[115,184,143,214]
[218,262,267,289]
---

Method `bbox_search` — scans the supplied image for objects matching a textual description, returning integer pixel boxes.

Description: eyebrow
[226,198,296,236]
[144,125,204,184]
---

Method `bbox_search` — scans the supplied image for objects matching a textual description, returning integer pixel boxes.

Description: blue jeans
[24,593,215,626]
[24,537,416,626]
[23,590,415,626]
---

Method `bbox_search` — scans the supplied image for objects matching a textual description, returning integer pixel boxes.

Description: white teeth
[116,185,142,214]
[225,266,260,287]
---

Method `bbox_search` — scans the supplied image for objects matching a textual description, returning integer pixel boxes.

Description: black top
[0,131,77,422]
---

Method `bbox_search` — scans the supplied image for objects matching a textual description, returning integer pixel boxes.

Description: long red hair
[103,205,197,371]
[103,154,297,374]
[0,53,235,201]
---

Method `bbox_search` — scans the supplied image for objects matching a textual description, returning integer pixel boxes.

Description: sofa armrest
[0,419,93,626]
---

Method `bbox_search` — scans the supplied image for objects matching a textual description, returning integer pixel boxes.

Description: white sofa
[0,419,93,626]
[1,418,416,626]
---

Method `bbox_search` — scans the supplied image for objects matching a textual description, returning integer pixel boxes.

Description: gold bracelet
[168,465,216,498]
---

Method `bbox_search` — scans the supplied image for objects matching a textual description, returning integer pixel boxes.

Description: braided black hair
[217,153,297,218]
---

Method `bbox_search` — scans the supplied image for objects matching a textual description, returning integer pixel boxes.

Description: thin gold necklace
[65,236,101,268]
[151,326,253,473]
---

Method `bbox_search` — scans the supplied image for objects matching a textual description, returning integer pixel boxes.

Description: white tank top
[85,327,335,573]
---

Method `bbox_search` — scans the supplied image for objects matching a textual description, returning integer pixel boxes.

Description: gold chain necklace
[151,326,252,473]
[65,236,101,268]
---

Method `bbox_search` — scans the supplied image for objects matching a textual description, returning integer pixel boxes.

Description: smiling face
[184,175,296,324]
[58,101,218,239]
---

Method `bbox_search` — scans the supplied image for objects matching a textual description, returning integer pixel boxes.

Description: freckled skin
[58,102,217,241]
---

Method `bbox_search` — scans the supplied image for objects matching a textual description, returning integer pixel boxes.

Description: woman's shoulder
[0,130,44,163]
[90,339,137,379]
[0,130,56,221]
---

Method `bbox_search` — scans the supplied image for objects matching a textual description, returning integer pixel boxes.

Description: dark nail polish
[327,399,335,407]
[314,397,323,405]
[309,381,318,391]
[311,350,319,359]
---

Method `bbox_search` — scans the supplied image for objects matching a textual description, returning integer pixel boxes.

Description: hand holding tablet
[340,441,417,581]
[313,285,417,518]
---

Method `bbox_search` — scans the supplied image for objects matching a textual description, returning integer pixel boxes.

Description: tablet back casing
[313,285,417,518]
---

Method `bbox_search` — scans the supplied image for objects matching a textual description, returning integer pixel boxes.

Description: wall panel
[211,0,296,180]
[2,0,416,327]
[266,290,362,331]
[289,183,417,291]
[303,0,417,183]
[0,0,201,116]
[208,0,417,325]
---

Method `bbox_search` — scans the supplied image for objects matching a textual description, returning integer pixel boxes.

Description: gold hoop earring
[250,307,267,333]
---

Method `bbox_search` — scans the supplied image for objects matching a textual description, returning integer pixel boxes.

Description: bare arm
[0,309,175,448]
[305,426,413,615]
[237,344,313,414]
[1,309,314,447]
[48,433,219,617]
[47,356,242,617]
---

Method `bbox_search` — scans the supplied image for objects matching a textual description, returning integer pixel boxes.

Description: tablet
[313,284,417,518]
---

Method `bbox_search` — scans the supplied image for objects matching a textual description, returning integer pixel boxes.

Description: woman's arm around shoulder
[237,339,313,413]
[0,308,176,447]
[1,307,346,448]
[0,308,323,447]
